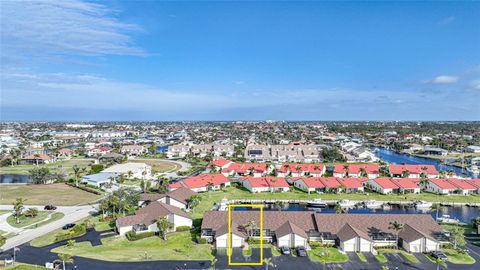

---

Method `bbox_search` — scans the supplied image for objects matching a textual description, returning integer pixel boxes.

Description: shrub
[247,238,269,245]
[66,240,75,247]
[0,235,6,247]
[125,230,156,241]
[195,235,208,244]
[66,182,102,195]
[175,226,190,232]
[55,224,86,242]
[90,164,104,174]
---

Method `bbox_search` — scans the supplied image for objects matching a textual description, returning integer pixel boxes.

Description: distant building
[466,146,480,153]
[81,172,118,187]
[423,146,448,156]
[102,162,152,179]
[121,145,147,156]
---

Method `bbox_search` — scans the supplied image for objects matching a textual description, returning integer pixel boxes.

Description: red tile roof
[389,164,438,175]
[181,174,230,189]
[207,159,232,168]
[221,163,268,173]
[278,164,324,173]
[244,176,289,188]
[465,179,480,188]
[372,178,399,189]
[333,164,380,174]
[298,177,325,188]
[337,178,364,188]
[447,178,477,190]
[390,178,420,189]
[428,178,457,190]
[318,177,341,188]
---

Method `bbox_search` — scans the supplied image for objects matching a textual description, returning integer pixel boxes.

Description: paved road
[0,204,98,252]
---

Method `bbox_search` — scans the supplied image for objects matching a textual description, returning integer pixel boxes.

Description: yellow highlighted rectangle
[227,204,263,266]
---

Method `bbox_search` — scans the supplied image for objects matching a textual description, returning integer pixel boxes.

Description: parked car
[430,251,448,261]
[62,223,76,230]
[296,246,307,257]
[281,246,290,255]
[44,205,57,210]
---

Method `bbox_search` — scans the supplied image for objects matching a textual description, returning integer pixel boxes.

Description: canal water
[234,203,480,223]
[156,145,168,153]
[373,147,469,177]
[0,174,32,184]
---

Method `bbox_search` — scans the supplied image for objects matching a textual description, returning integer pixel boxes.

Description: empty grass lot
[130,159,179,173]
[307,247,349,263]
[52,231,214,261]
[0,183,101,205]
[0,159,95,176]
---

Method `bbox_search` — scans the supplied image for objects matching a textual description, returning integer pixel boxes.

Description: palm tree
[343,164,349,177]
[156,217,173,240]
[207,181,214,192]
[359,167,368,178]
[127,170,133,179]
[263,257,273,270]
[109,195,119,217]
[72,165,83,187]
[12,197,27,224]
[187,195,201,213]
[33,153,40,166]
[57,253,74,270]
[244,219,257,238]
[100,199,109,217]
[210,257,218,270]
[388,221,404,249]
[419,174,429,190]
[335,204,346,214]
[402,169,410,178]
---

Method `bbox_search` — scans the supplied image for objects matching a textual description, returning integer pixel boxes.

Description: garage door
[232,238,243,247]
[294,237,306,247]
[342,243,355,252]
[278,237,290,248]
[216,239,227,248]
[360,243,371,252]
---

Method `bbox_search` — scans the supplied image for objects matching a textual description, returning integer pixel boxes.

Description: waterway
[234,203,479,223]
[0,174,32,184]
[372,147,470,177]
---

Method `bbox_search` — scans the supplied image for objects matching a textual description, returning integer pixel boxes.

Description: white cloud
[430,75,459,84]
[0,0,144,61]
[470,80,480,90]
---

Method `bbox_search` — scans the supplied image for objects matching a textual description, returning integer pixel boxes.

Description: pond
[156,145,168,153]
[0,174,32,184]
[233,203,480,223]
[372,147,470,177]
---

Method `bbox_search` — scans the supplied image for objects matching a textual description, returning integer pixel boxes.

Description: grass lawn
[377,249,419,263]
[375,253,388,263]
[0,159,95,176]
[130,159,180,174]
[441,222,476,235]
[192,185,480,219]
[52,231,214,261]
[7,211,51,228]
[0,210,11,215]
[2,263,49,270]
[30,215,113,247]
[356,252,367,262]
[307,247,348,263]
[25,212,65,229]
[0,183,101,205]
[425,254,447,267]
[443,249,476,264]
[249,244,281,256]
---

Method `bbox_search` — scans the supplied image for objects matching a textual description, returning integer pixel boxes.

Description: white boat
[414,201,433,208]
[437,215,459,223]
[364,200,383,208]
[307,198,327,208]
[338,200,356,208]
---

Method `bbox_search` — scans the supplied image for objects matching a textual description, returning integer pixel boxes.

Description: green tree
[450,226,466,249]
[25,207,39,218]
[57,253,74,270]
[12,198,27,224]
[263,257,273,270]
[244,219,257,238]
[388,221,404,249]
[187,195,201,213]
[28,167,51,184]
[156,217,174,240]
[335,204,346,214]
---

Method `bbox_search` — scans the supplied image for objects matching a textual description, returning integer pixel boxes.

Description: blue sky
[1,0,479,121]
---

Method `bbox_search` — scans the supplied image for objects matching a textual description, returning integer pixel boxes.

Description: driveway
[0,204,98,252]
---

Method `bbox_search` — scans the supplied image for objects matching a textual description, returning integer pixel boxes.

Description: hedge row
[55,224,86,242]
[175,226,190,232]
[66,182,102,195]
[125,231,156,241]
